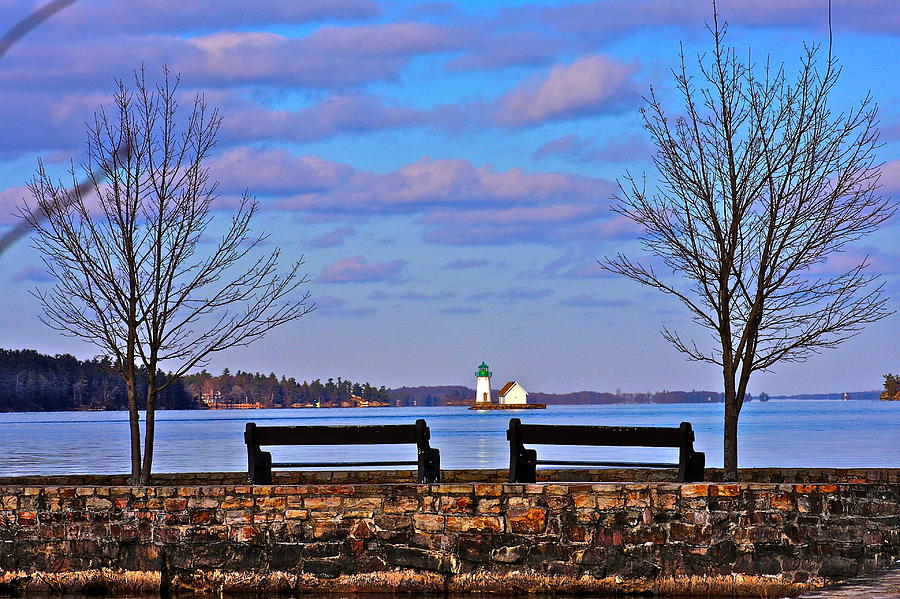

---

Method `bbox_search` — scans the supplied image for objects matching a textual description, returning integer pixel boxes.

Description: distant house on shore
[498,381,527,405]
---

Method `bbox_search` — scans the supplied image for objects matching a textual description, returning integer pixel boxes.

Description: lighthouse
[475,361,492,404]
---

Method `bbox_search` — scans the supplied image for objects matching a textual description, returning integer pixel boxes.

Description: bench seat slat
[254,424,419,446]
[518,424,683,447]
[272,460,419,467]
[535,460,679,468]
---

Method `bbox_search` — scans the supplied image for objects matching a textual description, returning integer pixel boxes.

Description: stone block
[413,513,445,533]
[474,484,503,497]
[491,543,528,563]
[431,484,472,494]
[301,558,341,579]
[344,497,382,510]
[412,530,454,551]
[446,516,503,533]
[304,496,342,510]
[506,508,546,534]
[771,494,795,510]
[458,534,491,562]
[710,484,741,497]
[572,493,595,509]
[476,498,501,514]
[439,496,474,513]
[680,484,709,498]
[384,496,418,513]
[220,496,253,509]
[595,493,624,510]
[542,495,573,511]
[374,514,411,531]
[257,496,287,510]
[386,546,457,573]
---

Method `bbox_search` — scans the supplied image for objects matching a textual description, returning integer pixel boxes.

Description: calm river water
[0,400,897,476]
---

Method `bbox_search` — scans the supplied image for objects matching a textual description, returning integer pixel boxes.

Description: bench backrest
[247,422,428,447]
[510,420,694,448]
[507,418,704,483]
[245,419,440,484]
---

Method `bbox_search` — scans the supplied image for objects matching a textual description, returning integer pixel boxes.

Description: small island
[468,362,546,410]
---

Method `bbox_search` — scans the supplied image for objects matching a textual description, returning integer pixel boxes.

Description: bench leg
[509,447,537,483]
[249,450,273,485]
[681,451,705,483]
[419,448,441,483]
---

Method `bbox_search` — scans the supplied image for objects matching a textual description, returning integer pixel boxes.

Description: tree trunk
[140,374,157,486]
[126,372,141,486]
[723,381,739,481]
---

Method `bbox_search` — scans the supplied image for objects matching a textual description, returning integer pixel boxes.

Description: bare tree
[602,11,895,480]
[24,68,313,485]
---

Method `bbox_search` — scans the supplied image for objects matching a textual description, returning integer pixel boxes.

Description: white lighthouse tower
[475,361,492,404]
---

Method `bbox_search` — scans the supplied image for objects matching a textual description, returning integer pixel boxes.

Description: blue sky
[0,0,897,395]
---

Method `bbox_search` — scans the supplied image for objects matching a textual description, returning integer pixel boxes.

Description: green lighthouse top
[476,362,491,377]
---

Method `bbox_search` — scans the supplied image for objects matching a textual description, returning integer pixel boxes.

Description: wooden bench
[245,419,441,484]
[506,418,705,483]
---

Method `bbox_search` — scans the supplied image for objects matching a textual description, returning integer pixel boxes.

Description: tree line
[0,348,390,411]
[0,348,194,412]
[181,370,391,408]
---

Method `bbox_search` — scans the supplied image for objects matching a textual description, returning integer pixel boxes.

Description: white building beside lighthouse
[498,381,528,405]
[475,362,492,403]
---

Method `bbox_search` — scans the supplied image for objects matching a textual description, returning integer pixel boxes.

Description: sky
[0,0,897,396]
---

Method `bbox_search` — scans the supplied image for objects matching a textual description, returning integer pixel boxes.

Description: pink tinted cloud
[559,293,630,308]
[219,94,430,144]
[439,306,482,314]
[442,258,490,269]
[496,55,637,126]
[310,227,356,248]
[422,204,604,225]
[317,256,408,283]
[0,90,106,155]
[0,1,377,37]
[446,32,560,71]
[218,150,616,213]
[183,23,462,89]
[0,186,30,224]
[209,148,355,196]
[564,261,614,279]
[3,23,462,92]
[315,296,348,309]
[207,148,620,246]
[368,290,454,301]
[533,133,651,163]
[11,266,53,283]
[882,160,900,193]
[809,247,899,276]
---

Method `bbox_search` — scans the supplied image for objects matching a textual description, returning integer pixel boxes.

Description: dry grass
[0,569,160,595]
[172,570,296,595]
[448,572,820,597]
[653,574,821,597]
[0,569,822,597]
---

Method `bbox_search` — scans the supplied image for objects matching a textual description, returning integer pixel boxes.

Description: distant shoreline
[0,395,888,414]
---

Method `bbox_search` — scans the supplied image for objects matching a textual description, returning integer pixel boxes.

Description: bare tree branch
[22,68,314,484]
[601,7,895,479]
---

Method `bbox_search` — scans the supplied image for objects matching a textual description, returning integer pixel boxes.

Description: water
[0,400,897,476]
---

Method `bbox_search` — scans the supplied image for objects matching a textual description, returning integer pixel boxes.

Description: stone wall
[1,471,898,597]
[2,466,898,486]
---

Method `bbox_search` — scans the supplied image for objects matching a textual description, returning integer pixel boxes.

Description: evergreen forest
[0,348,390,411]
